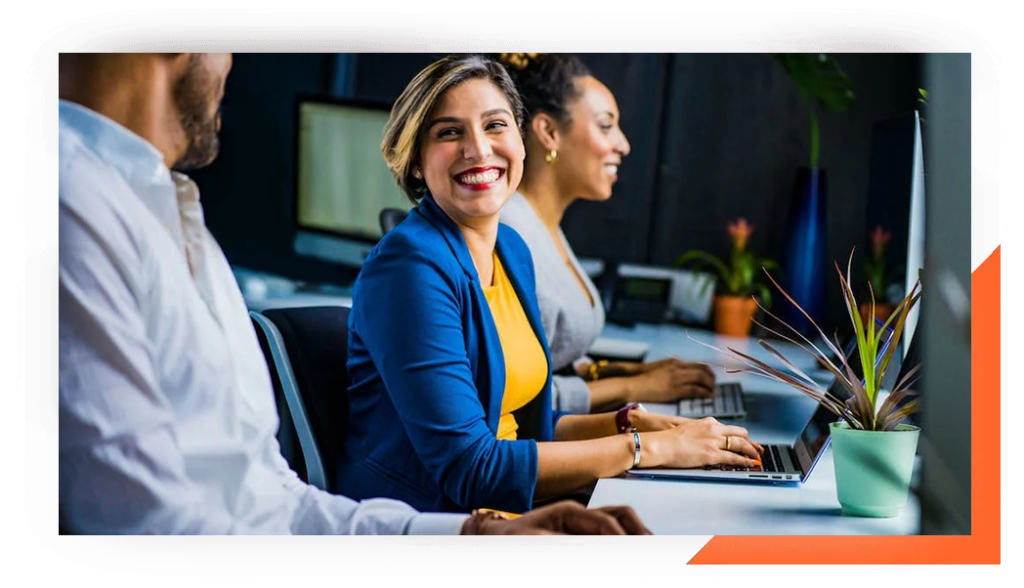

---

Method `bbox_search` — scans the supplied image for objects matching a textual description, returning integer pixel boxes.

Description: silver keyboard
[677,382,747,419]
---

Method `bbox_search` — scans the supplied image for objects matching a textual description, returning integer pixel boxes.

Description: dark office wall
[352,53,441,102]
[193,52,920,332]
[564,53,920,331]
[188,53,362,285]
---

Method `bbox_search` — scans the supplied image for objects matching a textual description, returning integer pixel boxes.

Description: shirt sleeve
[270,448,467,534]
[59,203,463,535]
[351,231,539,513]
[537,288,593,414]
[550,374,592,414]
[59,202,252,534]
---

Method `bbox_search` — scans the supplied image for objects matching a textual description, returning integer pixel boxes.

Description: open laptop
[630,321,894,484]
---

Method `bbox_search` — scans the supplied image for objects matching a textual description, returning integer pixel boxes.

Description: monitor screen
[904,110,926,356]
[293,98,412,266]
[866,111,926,360]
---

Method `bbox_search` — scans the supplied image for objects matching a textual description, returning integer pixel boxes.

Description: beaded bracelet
[587,360,610,381]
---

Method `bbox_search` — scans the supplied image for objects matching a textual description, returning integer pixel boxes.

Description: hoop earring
[545,149,558,164]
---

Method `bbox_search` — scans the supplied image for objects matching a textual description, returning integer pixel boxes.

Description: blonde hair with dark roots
[381,54,525,203]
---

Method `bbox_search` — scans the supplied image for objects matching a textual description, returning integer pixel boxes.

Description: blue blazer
[336,195,568,513]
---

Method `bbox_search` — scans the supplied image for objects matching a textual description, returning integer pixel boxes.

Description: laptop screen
[792,319,895,475]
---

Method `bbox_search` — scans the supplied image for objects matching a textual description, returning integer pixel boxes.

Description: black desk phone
[598,262,673,326]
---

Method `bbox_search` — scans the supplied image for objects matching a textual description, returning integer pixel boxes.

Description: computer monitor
[292,96,412,268]
[866,111,926,360]
[904,110,926,357]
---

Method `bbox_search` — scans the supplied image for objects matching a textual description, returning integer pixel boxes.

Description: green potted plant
[709,250,922,517]
[675,218,778,337]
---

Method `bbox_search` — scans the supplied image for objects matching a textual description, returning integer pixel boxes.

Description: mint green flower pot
[829,421,920,518]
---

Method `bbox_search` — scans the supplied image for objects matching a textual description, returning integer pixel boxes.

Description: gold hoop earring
[545,149,558,164]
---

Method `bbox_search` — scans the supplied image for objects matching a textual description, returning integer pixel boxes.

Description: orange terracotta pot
[859,302,896,326]
[713,295,758,337]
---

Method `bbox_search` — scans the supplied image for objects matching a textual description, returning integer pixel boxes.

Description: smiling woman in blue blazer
[335,54,762,515]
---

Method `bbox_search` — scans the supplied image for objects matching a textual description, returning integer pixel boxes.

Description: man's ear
[530,113,562,152]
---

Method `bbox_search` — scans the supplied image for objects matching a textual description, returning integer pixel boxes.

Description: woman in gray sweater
[498,53,716,414]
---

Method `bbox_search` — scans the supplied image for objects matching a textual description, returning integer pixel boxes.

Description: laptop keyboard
[701,444,791,473]
[678,382,747,418]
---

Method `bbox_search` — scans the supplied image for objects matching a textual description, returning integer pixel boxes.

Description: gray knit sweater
[499,192,604,414]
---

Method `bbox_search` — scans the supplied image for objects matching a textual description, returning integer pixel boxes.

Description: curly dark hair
[497,53,591,133]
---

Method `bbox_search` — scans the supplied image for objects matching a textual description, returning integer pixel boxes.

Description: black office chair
[250,306,351,493]
[379,207,408,235]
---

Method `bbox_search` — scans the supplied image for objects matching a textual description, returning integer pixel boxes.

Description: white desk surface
[588,321,920,535]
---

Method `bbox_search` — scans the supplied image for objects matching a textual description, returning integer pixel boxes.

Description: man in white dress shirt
[58,53,649,535]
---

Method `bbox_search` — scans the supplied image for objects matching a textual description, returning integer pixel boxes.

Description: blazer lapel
[416,196,479,281]
[415,195,505,432]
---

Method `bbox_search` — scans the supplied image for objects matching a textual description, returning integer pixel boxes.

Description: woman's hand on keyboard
[640,417,762,469]
[629,357,716,402]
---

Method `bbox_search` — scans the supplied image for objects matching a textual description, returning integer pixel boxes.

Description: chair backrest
[251,313,306,481]
[379,207,408,235]
[250,306,351,493]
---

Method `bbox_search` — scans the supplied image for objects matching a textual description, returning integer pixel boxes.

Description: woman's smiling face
[554,76,630,202]
[418,78,525,225]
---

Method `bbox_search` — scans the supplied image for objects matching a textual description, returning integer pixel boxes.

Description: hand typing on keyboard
[627,357,716,402]
[635,417,763,470]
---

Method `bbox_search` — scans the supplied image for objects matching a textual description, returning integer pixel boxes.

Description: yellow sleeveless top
[482,253,548,440]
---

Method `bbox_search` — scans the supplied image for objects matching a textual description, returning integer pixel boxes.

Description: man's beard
[172,55,221,171]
